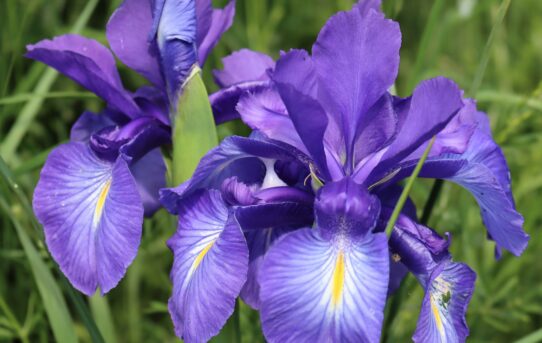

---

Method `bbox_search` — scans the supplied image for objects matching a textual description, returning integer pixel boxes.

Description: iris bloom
[161,1,527,342]
[30,0,234,295]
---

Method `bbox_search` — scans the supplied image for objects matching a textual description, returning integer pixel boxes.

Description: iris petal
[33,142,143,295]
[259,228,389,342]
[167,190,248,342]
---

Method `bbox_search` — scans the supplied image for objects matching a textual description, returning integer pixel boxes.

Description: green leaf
[89,294,117,343]
[0,0,99,163]
[172,67,218,186]
[0,198,78,343]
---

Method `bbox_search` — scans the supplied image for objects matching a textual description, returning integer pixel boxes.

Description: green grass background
[1,0,542,342]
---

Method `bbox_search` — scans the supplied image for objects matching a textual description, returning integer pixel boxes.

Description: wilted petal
[26,35,140,117]
[167,190,248,342]
[33,142,143,295]
[106,0,163,86]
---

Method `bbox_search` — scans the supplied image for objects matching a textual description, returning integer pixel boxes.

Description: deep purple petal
[167,190,248,342]
[160,135,305,214]
[273,49,318,98]
[209,80,271,124]
[106,0,163,86]
[237,86,308,154]
[133,86,169,125]
[366,77,463,183]
[195,0,213,48]
[274,82,330,180]
[213,49,274,88]
[197,0,235,65]
[385,130,528,256]
[259,228,389,342]
[26,35,140,117]
[312,7,400,161]
[315,178,381,241]
[129,149,166,216]
[152,0,197,100]
[33,142,143,295]
[70,111,116,142]
[413,261,476,343]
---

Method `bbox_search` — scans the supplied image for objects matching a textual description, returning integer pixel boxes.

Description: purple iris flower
[29,0,235,296]
[161,1,527,342]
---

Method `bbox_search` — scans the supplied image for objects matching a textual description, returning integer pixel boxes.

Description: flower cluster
[30,0,527,342]
[30,0,234,295]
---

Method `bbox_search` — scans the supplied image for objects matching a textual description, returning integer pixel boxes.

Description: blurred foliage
[1,0,542,342]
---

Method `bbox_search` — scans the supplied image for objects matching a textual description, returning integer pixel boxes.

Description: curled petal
[106,0,163,86]
[26,35,140,117]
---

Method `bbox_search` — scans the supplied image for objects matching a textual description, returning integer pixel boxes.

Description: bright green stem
[172,67,219,186]
[385,137,436,237]
[0,0,99,163]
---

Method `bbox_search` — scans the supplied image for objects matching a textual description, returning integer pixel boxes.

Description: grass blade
[385,137,436,237]
[0,0,99,163]
[0,197,78,343]
[514,329,542,343]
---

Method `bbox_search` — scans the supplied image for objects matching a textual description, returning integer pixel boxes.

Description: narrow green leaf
[469,0,512,95]
[89,294,118,343]
[0,91,95,106]
[385,137,436,237]
[0,0,99,163]
[0,198,78,343]
[172,67,218,186]
[514,328,542,343]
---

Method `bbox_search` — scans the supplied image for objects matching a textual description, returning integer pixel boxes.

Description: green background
[1,0,541,342]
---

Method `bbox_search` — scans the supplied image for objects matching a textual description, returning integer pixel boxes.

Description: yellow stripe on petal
[93,179,111,226]
[331,251,345,306]
[430,296,444,335]
[192,240,215,272]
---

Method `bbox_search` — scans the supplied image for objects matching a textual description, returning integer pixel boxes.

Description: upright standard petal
[312,7,400,161]
[107,0,163,86]
[26,35,140,117]
[213,49,274,88]
[197,0,236,65]
[211,49,274,124]
[167,190,248,342]
[33,142,143,295]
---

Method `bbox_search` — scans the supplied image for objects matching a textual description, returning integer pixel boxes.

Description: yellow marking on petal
[331,252,345,306]
[431,296,444,335]
[192,241,214,271]
[93,180,111,226]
